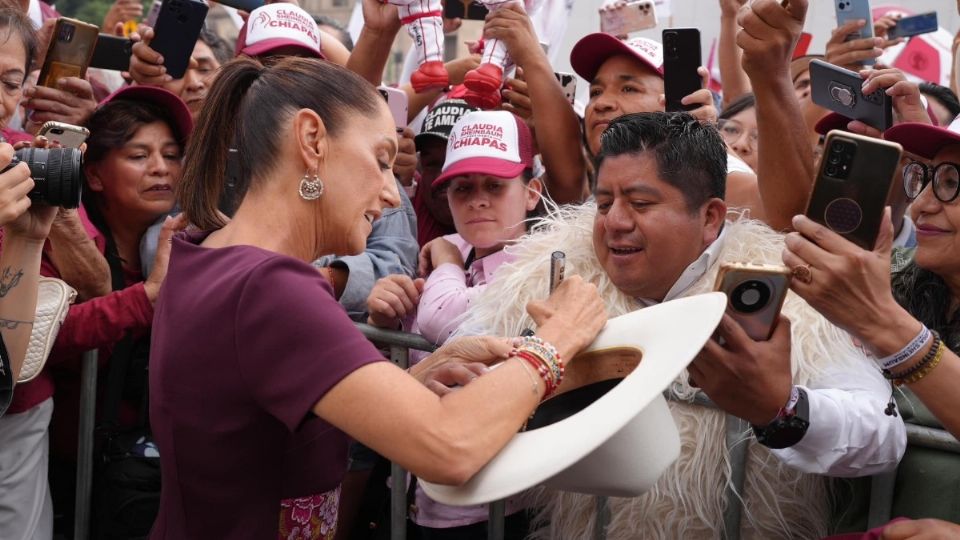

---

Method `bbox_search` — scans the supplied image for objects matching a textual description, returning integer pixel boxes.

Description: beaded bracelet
[517,336,564,381]
[884,331,941,380]
[516,350,558,397]
[895,341,946,387]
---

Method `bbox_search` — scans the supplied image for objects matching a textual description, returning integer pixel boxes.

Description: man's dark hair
[595,112,727,210]
[919,83,960,121]
[312,14,354,51]
[199,27,232,65]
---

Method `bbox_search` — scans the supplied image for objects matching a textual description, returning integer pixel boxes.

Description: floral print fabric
[279,486,340,540]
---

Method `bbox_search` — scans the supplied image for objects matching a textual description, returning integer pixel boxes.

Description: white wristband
[876,325,931,371]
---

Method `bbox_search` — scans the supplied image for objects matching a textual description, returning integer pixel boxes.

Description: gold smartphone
[37,18,100,88]
[714,262,792,341]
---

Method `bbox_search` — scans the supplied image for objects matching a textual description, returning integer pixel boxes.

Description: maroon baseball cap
[885,116,960,161]
[570,33,664,82]
[235,3,324,59]
[98,85,193,142]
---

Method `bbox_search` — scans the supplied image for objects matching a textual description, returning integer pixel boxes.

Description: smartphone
[37,18,100,88]
[834,0,875,65]
[662,28,701,112]
[38,122,90,148]
[887,12,938,40]
[809,59,892,131]
[443,0,488,21]
[378,86,408,131]
[805,130,903,250]
[554,71,577,106]
[90,34,134,71]
[600,1,658,37]
[151,0,209,79]
[714,263,791,341]
[215,0,265,11]
[146,0,162,27]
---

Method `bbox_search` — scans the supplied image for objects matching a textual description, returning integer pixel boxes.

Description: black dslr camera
[0,147,83,208]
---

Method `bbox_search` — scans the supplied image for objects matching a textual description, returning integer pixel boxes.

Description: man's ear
[293,108,327,173]
[702,197,727,246]
[525,177,543,211]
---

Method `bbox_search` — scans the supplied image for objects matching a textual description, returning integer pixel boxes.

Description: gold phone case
[37,18,100,88]
[713,263,791,341]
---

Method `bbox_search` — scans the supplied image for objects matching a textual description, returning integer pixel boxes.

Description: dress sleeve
[235,257,386,431]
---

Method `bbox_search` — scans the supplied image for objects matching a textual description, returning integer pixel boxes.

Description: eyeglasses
[903,161,960,203]
[717,119,759,149]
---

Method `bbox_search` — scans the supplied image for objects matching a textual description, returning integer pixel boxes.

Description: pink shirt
[409,234,525,528]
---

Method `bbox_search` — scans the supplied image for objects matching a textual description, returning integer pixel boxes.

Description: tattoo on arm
[0,267,24,298]
[0,318,32,330]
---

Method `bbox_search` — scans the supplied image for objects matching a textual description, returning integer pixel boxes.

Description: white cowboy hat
[421,292,727,506]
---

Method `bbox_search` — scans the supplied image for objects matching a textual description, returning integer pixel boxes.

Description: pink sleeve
[48,283,154,360]
[415,263,486,344]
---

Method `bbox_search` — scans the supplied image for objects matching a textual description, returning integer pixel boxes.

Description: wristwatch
[752,387,810,449]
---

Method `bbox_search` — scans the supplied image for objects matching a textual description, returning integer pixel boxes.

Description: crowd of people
[1,0,960,538]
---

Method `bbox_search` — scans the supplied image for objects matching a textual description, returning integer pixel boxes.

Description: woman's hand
[825,19,897,70]
[782,210,916,356]
[660,67,717,126]
[881,518,960,540]
[143,214,188,304]
[410,336,515,395]
[129,26,171,85]
[366,274,424,329]
[418,237,463,277]
[527,275,607,361]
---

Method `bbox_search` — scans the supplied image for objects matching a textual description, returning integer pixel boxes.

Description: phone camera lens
[731,280,771,314]
[826,165,839,177]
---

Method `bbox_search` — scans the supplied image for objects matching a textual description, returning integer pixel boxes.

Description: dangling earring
[298,172,324,201]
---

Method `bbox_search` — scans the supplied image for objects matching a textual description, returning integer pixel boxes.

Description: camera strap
[0,332,12,417]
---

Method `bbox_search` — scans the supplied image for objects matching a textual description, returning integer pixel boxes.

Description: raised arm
[718,0,751,107]
[346,0,402,86]
[738,0,813,231]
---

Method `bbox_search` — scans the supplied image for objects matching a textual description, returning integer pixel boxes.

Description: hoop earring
[298,173,324,201]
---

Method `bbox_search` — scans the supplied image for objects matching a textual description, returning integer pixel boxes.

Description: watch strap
[752,387,810,450]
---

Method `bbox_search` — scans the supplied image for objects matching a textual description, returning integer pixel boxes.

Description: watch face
[753,388,810,449]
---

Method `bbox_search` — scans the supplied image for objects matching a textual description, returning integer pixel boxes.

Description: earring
[298,172,324,201]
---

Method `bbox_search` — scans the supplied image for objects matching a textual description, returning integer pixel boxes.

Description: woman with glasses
[718,94,759,173]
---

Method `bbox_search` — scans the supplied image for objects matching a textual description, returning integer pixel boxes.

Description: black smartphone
[215,0,265,11]
[805,130,902,250]
[90,34,134,71]
[887,12,938,40]
[444,0,489,21]
[662,28,702,112]
[809,59,892,131]
[151,0,209,79]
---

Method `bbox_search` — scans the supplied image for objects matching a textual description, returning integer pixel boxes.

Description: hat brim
[420,292,727,506]
[99,86,194,142]
[432,157,526,188]
[241,38,324,59]
[885,123,960,161]
[815,112,853,136]
[570,33,663,83]
[414,131,449,150]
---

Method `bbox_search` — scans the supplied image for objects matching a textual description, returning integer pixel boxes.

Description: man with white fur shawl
[452,112,906,539]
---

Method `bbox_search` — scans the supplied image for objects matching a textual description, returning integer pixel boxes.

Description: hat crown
[442,111,532,175]
[242,3,320,55]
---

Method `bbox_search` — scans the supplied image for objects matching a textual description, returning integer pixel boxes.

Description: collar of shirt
[443,233,514,287]
[893,215,916,249]
[637,225,729,307]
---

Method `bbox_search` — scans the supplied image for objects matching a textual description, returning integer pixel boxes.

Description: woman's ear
[525,177,544,212]
[84,164,105,193]
[293,108,327,172]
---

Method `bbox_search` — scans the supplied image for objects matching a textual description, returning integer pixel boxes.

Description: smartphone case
[443,0,488,21]
[554,72,577,106]
[90,35,134,72]
[377,87,408,130]
[809,59,892,131]
[37,18,100,88]
[662,28,701,112]
[887,12,938,40]
[38,122,90,148]
[805,131,903,250]
[600,1,657,37]
[714,264,791,341]
[152,0,209,79]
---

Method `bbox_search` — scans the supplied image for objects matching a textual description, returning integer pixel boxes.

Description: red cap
[235,4,324,59]
[814,112,853,136]
[433,111,534,187]
[98,85,193,142]
[885,116,960,160]
[570,33,664,82]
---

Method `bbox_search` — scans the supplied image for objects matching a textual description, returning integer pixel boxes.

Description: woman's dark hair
[719,93,756,121]
[198,27,232,65]
[0,6,38,73]
[178,55,383,230]
[919,83,960,122]
[892,259,960,353]
[594,112,727,211]
[84,100,185,165]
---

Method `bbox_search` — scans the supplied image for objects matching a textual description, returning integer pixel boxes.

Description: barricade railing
[72,329,960,540]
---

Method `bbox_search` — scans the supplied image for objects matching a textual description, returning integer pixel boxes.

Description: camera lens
[826,165,839,177]
[0,147,83,208]
[828,153,842,165]
[731,279,771,314]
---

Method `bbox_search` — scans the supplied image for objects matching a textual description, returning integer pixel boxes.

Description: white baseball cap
[433,110,535,187]
[235,3,324,59]
[570,33,664,82]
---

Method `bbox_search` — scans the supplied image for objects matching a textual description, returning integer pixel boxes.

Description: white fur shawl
[454,203,865,539]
